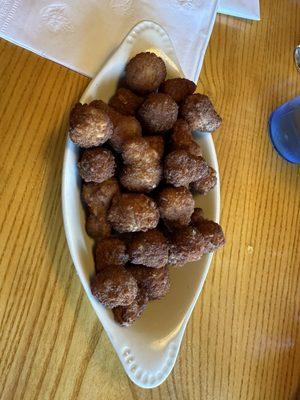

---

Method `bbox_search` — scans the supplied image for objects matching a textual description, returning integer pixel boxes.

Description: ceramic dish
[62,20,220,389]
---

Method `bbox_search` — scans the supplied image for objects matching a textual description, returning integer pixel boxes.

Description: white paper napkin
[0,0,259,81]
[0,0,220,81]
[219,0,260,20]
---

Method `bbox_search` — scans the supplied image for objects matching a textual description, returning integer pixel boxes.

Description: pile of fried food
[69,52,225,327]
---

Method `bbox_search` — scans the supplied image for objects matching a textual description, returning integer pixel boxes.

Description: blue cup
[269,96,300,164]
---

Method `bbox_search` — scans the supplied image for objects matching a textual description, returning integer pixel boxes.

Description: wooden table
[1,1,300,399]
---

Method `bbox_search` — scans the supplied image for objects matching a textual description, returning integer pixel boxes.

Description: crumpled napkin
[219,0,260,20]
[0,0,259,81]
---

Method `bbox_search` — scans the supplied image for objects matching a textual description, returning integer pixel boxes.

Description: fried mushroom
[82,179,120,215]
[190,166,217,195]
[158,186,195,228]
[164,150,208,187]
[69,103,113,148]
[110,115,142,152]
[168,226,206,267]
[122,137,161,165]
[78,148,116,183]
[160,78,196,103]
[191,218,225,254]
[89,100,142,152]
[125,52,167,94]
[109,88,144,115]
[85,211,111,240]
[95,238,128,271]
[107,193,160,233]
[138,93,178,133]
[181,94,222,132]
[190,208,204,226]
[170,119,202,157]
[91,266,138,308]
[120,164,162,193]
[113,289,148,327]
[128,229,169,268]
[127,265,170,300]
[145,136,165,160]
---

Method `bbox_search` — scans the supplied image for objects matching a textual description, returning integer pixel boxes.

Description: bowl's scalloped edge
[62,19,220,390]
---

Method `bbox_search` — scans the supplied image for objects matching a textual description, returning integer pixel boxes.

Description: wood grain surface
[1,1,300,399]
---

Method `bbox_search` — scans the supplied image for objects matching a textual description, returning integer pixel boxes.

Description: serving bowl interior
[62,21,220,388]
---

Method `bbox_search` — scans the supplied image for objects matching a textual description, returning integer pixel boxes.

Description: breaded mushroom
[125,52,167,94]
[107,193,160,233]
[89,100,142,152]
[122,137,161,165]
[127,265,170,300]
[110,115,142,152]
[145,136,165,160]
[160,78,196,103]
[120,164,162,193]
[69,103,113,148]
[168,226,206,267]
[181,94,222,132]
[158,186,195,228]
[128,229,169,268]
[138,93,178,132]
[89,99,119,122]
[190,208,204,226]
[191,218,225,254]
[82,179,120,215]
[95,238,128,271]
[191,166,217,195]
[170,119,202,157]
[78,148,116,183]
[113,289,148,327]
[120,137,163,192]
[109,88,144,115]
[91,266,138,308]
[85,211,111,240]
[164,150,208,187]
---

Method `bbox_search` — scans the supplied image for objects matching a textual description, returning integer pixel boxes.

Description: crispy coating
[158,186,195,228]
[120,164,162,192]
[128,229,169,268]
[69,103,113,148]
[82,180,118,240]
[91,266,138,308]
[168,226,206,267]
[192,219,225,254]
[89,100,142,152]
[125,52,167,94]
[145,136,165,160]
[170,119,202,157]
[164,150,209,187]
[89,99,119,121]
[108,193,160,233]
[109,88,144,115]
[110,115,142,152]
[191,166,217,195]
[78,148,116,183]
[85,211,111,240]
[127,265,170,300]
[160,78,196,103]
[138,93,178,132]
[181,94,222,132]
[117,232,134,246]
[82,178,120,215]
[113,289,148,327]
[120,137,163,192]
[95,238,128,271]
[122,137,161,165]
[191,208,204,226]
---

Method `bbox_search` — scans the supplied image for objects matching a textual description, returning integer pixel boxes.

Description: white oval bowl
[62,20,220,389]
